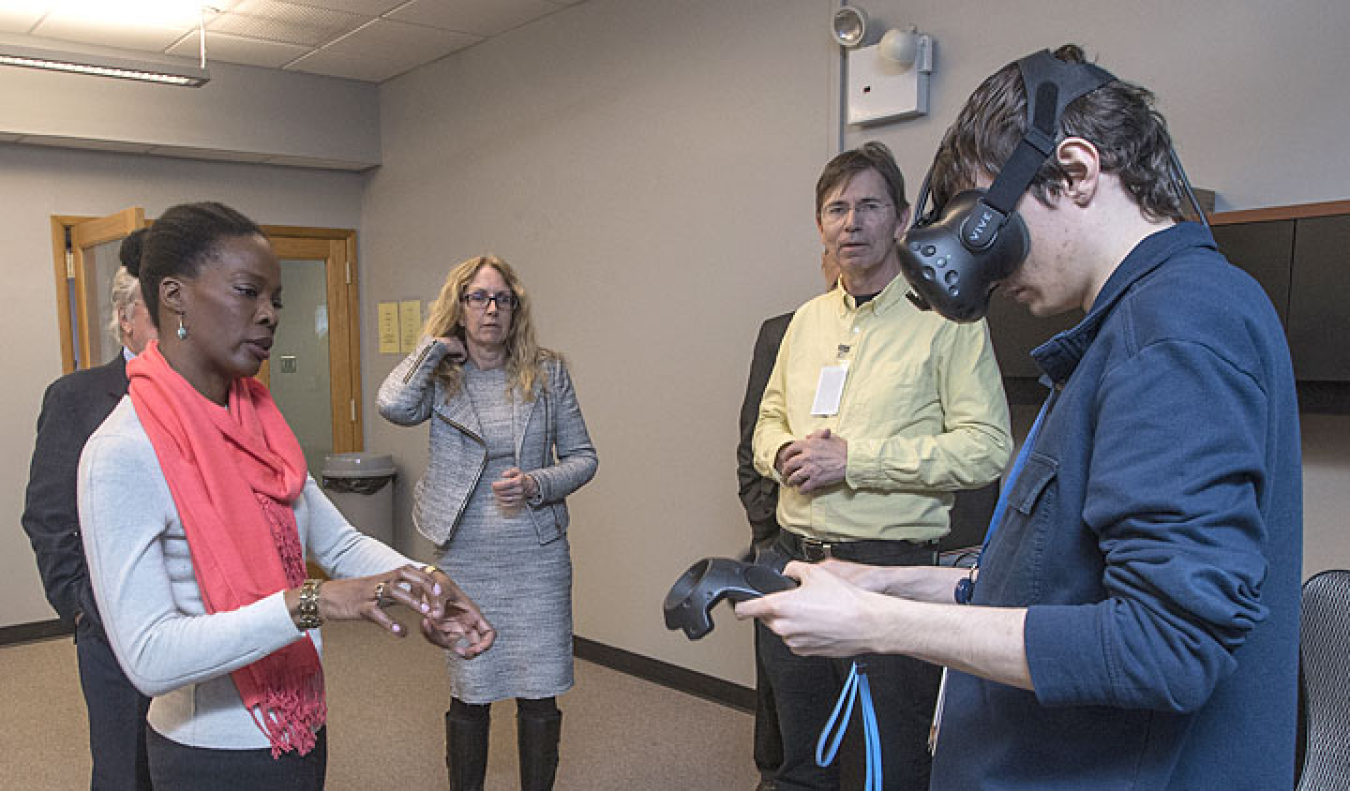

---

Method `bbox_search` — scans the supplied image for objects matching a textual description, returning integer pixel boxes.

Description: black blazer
[736,312,793,545]
[22,355,129,625]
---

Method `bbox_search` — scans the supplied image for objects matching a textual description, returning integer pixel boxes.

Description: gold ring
[374,581,387,605]
[421,564,441,576]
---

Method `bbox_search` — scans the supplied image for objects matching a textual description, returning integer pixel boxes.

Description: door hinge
[345,259,352,284]
[350,399,357,422]
[65,250,74,279]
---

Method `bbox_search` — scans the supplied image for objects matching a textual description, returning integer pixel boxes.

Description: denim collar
[1030,222,1217,384]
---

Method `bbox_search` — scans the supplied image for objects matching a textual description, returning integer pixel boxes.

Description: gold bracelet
[421,564,442,577]
[296,578,324,630]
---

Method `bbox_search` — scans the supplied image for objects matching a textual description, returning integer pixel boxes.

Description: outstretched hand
[415,567,496,658]
[309,568,424,637]
[305,565,495,657]
[733,561,879,658]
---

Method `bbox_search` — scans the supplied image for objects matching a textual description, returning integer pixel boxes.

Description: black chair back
[1297,569,1350,790]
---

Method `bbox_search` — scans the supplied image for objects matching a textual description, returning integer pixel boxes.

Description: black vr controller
[663,555,797,640]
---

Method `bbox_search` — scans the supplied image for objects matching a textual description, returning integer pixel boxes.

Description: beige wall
[847,0,1350,213]
[0,144,364,628]
[0,60,379,168]
[360,0,1350,688]
[361,0,838,686]
[850,0,1350,583]
[4,0,1349,692]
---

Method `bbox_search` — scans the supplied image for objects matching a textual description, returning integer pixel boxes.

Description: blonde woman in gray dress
[378,255,597,791]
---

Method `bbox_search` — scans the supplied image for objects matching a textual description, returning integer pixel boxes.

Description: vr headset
[898,50,1115,322]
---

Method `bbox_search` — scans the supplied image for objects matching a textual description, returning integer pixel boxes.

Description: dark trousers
[147,726,327,790]
[754,634,784,781]
[76,616,153,791]
[761,535,942,791]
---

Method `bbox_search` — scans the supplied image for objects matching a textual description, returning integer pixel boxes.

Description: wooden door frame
[264,228,363,454]
[49,216,363,453]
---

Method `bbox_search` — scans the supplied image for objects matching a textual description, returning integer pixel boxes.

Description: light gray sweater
[78,398,412,749]
[377,338,598,547]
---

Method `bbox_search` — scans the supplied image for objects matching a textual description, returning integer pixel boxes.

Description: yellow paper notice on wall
[378,302,400,354]
[399,299,423,352]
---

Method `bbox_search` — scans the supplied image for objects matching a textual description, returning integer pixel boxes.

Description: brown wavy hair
[815,141,910,218]
[423,255,556,401]
[930,44,1185,223]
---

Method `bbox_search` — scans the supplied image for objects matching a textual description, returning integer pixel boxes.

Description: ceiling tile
[329,18,478,57]
[30,16,191,53]
[287,17,476,81]
[284,49,402,82]
[287,0,408,14]
[0,0,581,91]
[210,0,368,47]
[166,29,311,69]
[389,0,561,37]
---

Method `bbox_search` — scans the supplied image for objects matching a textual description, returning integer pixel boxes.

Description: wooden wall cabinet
[1210,200,1350,385]
[982,199,1350,410]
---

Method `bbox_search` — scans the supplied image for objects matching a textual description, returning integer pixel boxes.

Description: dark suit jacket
[22,355,129,625]
[737,312,793,544]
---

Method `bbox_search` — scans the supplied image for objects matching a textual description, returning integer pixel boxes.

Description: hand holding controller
[663,557,798,640]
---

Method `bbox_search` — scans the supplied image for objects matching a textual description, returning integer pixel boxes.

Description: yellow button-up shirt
[753,275,1011,542]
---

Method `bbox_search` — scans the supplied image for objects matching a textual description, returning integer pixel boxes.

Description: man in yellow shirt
[752,142,1010,791]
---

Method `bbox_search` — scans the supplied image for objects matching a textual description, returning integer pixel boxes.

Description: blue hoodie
[931,222,1302,790]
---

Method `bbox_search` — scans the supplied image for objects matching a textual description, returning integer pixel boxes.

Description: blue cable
[816,661,883,790]
[955,389,1058,604]
[814,390,1061,781]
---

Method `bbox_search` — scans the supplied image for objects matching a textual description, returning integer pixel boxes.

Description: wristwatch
[296,578,324,630]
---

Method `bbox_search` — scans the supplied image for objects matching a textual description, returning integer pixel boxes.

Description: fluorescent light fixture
[0,41,209,87]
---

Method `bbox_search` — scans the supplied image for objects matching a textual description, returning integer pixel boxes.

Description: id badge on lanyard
[810,344,852,417]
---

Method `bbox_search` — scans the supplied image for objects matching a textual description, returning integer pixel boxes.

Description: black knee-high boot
[446,710,490,791]
[517,708,562,791]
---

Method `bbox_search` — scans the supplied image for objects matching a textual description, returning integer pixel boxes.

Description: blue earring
[177,315,188,341]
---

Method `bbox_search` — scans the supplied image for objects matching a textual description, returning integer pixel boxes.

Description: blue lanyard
[955,389,1058,604]
[816,661,883,791]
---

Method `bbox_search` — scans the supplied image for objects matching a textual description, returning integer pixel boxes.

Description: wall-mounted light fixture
[831,5,869,47]
[832,7,933,125]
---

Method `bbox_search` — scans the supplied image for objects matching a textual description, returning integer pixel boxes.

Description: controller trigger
[662,556,799,640]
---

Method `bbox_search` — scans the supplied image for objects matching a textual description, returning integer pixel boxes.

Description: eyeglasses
[462,290,519,311]
[821,199,893,225]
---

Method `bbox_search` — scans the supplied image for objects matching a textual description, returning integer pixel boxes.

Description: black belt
[776,530,939,565]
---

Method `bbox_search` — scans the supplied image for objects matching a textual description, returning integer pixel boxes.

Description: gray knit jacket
[377,337,598,547]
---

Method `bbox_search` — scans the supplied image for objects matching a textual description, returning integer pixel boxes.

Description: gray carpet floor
[0,620,759,789]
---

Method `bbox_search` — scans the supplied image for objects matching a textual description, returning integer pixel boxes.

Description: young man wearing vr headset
[739,45,1301,790]
[750,142,1011,790]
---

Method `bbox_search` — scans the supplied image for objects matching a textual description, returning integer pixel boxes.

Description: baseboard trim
[2,623,758,714]
[573,636,754,713]
[0,618,73,647]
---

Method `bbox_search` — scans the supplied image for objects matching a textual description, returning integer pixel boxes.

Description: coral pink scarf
[128,341,325,757]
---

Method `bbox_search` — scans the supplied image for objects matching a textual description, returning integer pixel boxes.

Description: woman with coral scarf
[78,202,494,790]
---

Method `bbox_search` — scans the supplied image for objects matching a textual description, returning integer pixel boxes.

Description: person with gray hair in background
[749,142,1011,790]
[22,228,158,790]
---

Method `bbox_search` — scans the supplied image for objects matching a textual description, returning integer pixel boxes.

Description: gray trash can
[321,452,397,546]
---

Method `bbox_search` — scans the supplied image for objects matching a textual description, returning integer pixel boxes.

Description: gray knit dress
[441,364,573,703]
